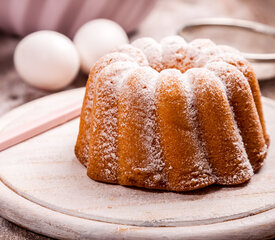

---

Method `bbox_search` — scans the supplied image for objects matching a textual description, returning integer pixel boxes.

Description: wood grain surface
[1,0,275,239]
[0,89,274,240]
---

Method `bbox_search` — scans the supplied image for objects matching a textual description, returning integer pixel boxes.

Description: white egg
[74,19,129,74]
[14,30,80,91]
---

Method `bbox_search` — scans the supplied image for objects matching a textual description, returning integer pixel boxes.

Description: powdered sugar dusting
[160,36,210,73]
[186,68,253,184]
[206,50,248,74]
[88,61,139,182]
[118,67,166,187]
[84,53,135,125]
[112,44,149,67]
[155,69,214,190]
[206,61,267,170]
[76,52,136,165]
[160,35,187,70]
[131,37,163,72]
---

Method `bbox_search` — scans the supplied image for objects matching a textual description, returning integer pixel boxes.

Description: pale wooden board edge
[0,89,274,240]
[1,177,275,240]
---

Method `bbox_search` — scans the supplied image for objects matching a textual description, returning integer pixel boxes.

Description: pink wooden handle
[0,101,82,152]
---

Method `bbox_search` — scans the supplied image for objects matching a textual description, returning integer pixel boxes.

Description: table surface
[1,0,275,239]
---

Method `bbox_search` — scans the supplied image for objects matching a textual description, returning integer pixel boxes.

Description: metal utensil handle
[179,18,275,63]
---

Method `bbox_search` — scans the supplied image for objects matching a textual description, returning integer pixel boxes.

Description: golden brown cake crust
[75,53,136,166]
[206,62,267,171]
[75,36,269,191]
[117,67,166,189]
[188,68,253,184]
[155,69,215,191]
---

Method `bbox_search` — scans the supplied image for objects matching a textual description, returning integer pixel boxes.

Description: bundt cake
[75,36,269,191]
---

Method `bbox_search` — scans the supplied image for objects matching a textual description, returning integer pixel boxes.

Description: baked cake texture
[75,36,269,191]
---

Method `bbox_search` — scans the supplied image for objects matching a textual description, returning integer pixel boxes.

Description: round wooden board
[0,88,275,240]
